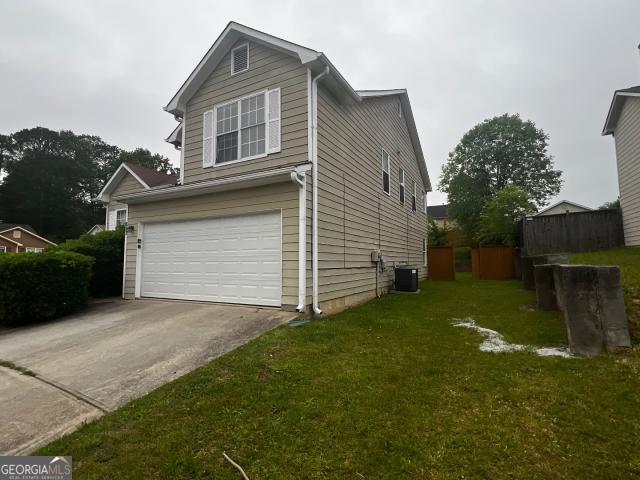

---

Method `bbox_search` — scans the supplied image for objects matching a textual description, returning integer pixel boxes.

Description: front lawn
[39,275,640,479]
[572,247,640,339]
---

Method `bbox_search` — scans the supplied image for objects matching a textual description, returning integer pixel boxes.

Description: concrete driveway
[0,299,296,455]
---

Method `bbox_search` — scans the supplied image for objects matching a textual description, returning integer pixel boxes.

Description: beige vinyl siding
[183,41,309,184]
[106,173,145,229]
[122,183,300,308]
[316,87,428,309]
[614,97,640,246]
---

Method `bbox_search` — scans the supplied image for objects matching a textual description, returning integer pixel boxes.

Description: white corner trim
[180,111,186,184]
[135,223,143,298]
[122,230,127,299]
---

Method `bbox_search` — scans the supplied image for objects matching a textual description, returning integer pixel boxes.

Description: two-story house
[97,22,431,315]
[603,85,640,246]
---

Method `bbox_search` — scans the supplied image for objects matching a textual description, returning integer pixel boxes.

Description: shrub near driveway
[55,228,124,298]
[0,251,93,326]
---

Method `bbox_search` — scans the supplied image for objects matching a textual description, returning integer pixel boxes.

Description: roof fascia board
[602,92,640,135]
[95,163,150,202]
[0,227,56,246]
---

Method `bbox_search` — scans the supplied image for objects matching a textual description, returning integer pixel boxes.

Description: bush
[55,228,125,298]
[0,251,93,326]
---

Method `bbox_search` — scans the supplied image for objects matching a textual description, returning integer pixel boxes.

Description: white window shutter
[108,209,117,231]
[203,110,215,167]
[267,88,281,154]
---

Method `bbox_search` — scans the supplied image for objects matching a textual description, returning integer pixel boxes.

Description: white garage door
[140,211,282,306]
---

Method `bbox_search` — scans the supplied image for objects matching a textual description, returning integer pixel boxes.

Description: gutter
[310,66,330,316]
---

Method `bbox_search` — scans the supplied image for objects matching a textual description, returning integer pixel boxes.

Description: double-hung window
[411,180,417,211]
[116,209,127,227]
[216,92,265,163]
[381,150,390,195]
[398,168,405,204]
[204,88,280,167]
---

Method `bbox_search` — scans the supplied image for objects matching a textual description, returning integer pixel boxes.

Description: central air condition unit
[394,265,419,292]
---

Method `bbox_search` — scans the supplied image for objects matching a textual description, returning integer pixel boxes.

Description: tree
[599,199,620,210]
[476,186,536,245]
[440,114,562,241]
[428,217,450,246]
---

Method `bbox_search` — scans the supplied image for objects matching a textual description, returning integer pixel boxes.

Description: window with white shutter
[202,110,215,167]
[231,44,249,75]
[267,88,281,153]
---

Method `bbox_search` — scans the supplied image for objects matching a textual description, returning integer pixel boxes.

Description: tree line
[0,127,178,242]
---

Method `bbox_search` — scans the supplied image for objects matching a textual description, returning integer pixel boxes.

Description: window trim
[411,179,417,212]
[230,43,249,76]
[26,247,44,253]
[211,89,269,167]
[398,167,405,204]
[422,238,427,267]
[381,149,391,196]
[115,208,128,227]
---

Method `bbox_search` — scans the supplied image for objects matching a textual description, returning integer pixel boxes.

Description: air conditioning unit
[394,265,419,292]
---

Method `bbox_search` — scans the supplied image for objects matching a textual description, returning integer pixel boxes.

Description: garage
[140,211,282,306]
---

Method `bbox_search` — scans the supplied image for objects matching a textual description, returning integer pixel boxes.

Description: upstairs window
[231,43,249,75]
[381,150,390,195]
[215,91,265,164]
[411,179,417,211]
[398,168,405,204]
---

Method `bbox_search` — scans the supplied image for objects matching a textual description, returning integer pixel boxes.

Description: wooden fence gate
[427,246,455,280]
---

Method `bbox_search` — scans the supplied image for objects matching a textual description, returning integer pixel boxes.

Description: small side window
[231,43,249,75]
[411,180,417,212]
[381,150,390,195]
[398,168,405,204]
[0,246,6,253]
[116,209,128,227]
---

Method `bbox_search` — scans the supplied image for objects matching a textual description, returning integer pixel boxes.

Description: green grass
[572,247,640,339]
[38,275,640,479]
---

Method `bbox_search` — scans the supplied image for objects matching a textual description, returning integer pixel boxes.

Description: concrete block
[552,265,631,356]
[596,266,632,352]
[553,265,603,356]
[534,264,557,310]
[522,253,570,290]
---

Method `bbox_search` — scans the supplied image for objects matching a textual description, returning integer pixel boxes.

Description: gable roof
[602,86,640,135]
[0,226,56,246]
[0,223,36,234]
[427,204,448,219]
[535,200,592,216]
[96,163,178,202]
[0,234,23,247]
[164,22,431,191]
[165,21,360,117]
[357,89,431,191]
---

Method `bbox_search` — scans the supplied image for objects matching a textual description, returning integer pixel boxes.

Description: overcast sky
[1,0,639,208]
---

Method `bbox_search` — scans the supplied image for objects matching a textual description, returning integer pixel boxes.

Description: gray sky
[1,0,639,208]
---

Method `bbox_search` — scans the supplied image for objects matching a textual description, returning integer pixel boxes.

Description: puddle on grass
[452,317,574,358]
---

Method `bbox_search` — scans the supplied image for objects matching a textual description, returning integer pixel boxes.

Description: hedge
[55,228,125,298]
[0,251,93,326]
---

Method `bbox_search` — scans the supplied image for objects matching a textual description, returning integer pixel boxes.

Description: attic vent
[231,44,249,75]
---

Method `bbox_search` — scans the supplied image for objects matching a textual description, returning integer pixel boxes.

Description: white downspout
[311,66,330,316]
[290,170,307,312]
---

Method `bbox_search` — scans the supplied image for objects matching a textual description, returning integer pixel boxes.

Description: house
[96,22,431,315]
[535,200,593,216]
[603,84,640,246]
[427,204,451,228]
[87,224,105,235]
[100,163,178,231]
[0,225,56,253]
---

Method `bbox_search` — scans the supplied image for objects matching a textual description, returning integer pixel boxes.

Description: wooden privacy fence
[520,209,624,255]
[427,246,455,280]
[472,246,515,280]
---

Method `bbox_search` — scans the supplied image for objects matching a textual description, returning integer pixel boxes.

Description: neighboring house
[96,22,431,315]
[603,85,640,246]
[99,163,178,231]
[87,224,105,235]
[535,200,593,216]
[0,226,56,253]
[427,204,452,228]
